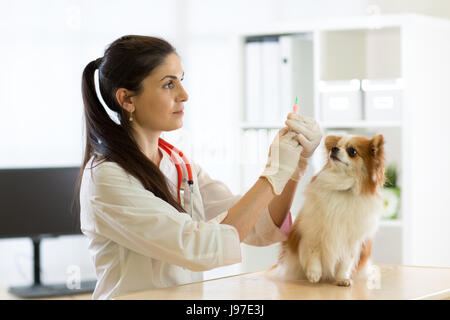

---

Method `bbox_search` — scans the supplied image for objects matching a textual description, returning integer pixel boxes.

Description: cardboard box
[362,78,403,121]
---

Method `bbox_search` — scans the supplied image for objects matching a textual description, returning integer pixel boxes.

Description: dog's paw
[305,269,322,283]
[335,278,352,287]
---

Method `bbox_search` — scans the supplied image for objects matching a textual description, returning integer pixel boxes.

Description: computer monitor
[0,166,96,298]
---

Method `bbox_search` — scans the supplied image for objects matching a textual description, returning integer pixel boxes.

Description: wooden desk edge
[113,264,450,300]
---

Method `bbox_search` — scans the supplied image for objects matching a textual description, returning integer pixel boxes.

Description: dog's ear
[371,134,385,186]
[325,135,341,152]
[371,134,384,157]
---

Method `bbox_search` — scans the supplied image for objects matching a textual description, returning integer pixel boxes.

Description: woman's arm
[268,178,299,227]
[268,155,308,227]
[194,160,292,246]
[220,126,304,243]
[220,177,275,242]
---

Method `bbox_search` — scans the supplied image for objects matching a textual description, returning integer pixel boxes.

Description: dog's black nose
[331,147,339,154]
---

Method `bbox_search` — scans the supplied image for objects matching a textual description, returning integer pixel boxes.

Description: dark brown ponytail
[74,35,186,222]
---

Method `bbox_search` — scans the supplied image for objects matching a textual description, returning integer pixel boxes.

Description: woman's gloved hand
[285,113,323,182]
[260,127,304,195]
[285,112,322,158]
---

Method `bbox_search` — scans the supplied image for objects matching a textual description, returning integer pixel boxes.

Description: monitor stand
[8,237,97,299]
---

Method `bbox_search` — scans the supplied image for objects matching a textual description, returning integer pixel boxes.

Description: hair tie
[95,57,103,69]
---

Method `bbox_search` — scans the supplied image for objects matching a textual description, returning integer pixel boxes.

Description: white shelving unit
[321,121,403,129]
[234,14,450,271]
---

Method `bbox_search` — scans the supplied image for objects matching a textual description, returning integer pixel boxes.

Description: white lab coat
[80,147,290,299]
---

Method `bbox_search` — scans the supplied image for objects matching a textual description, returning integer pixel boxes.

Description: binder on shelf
[279,35,314,119]
[241,129,274,192]
[261,38,281,124]
[279,36,294,121]
[244,40,263,123]
[244,35,314,125]
[268,129,278,146]
[241,130,260,191]
[257,129,269,168]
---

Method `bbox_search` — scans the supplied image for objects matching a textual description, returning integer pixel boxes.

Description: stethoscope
[158,137,194,216]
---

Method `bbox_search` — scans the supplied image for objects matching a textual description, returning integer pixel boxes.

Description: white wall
[0,0,180,287]
[368,0,450,20]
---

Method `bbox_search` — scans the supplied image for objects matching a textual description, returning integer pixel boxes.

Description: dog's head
[324,134,385,194]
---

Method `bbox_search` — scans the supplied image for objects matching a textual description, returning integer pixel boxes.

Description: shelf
[379,219,403,227]
[240,121,402,130]
[321,121,402,129]
[237,14,450,267]
[240,123,283,130]
[318,28,402,81]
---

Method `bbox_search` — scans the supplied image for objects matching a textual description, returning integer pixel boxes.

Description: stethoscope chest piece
[179,178,186,209]
[159,137,195,217]
[180,178,194,217]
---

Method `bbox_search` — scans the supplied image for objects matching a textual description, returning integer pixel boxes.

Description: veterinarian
[78,35,322,299]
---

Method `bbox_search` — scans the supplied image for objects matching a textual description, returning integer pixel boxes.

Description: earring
[129,111,134,122]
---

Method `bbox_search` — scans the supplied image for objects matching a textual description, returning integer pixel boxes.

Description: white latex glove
[285,113,322,158]
[290,155,309,182]
[260,127,304,195]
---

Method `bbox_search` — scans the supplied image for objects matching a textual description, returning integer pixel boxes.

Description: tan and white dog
[277,134,385,286]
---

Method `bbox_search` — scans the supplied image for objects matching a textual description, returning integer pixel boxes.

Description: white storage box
[362,78,403,121]
[319,79,362,122]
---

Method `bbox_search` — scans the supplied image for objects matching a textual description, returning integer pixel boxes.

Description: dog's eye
[347,147,358,158]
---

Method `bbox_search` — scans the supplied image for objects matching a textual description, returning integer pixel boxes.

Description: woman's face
[130,53,188,133]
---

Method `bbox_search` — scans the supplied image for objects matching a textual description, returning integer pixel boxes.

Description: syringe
[293,96,299,114]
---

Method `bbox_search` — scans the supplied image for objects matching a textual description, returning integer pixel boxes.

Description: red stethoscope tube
[158,138,194,205]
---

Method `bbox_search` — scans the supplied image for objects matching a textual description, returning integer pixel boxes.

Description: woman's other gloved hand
[260,127,304,195]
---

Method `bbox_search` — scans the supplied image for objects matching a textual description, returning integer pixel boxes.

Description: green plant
[382,163,400,220]
[384,163,398,188]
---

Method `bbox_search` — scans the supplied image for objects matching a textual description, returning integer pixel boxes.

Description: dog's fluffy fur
[277,134,385,286]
